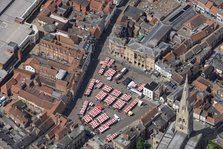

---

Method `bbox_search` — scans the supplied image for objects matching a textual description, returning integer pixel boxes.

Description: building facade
[143,82,159,100]
[38,38,84,64]
[109,39,156,71]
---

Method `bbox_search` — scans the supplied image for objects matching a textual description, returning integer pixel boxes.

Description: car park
[75,56,157,137]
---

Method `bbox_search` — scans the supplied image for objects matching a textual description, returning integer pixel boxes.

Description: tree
[207,141,223,149]
[136,137,146,149]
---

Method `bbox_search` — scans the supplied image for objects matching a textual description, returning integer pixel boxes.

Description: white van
[120,67,128,75]
[0,96,6,102]
[114,114,121,121]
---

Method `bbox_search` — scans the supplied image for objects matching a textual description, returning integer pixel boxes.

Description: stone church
[157,76,202,149]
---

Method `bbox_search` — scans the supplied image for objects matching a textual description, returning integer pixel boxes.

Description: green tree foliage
[207,141,223,149]
[136,137,146,149]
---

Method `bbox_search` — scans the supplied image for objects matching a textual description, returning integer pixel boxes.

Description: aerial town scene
[1,0,223,149]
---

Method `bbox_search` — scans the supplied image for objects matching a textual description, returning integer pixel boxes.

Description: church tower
[175,75,193,137]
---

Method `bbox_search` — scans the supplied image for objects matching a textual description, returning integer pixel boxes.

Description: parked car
[115,73,122,81]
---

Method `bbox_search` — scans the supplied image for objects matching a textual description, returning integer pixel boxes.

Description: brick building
[38,35,85,65]
[1,69,69,116]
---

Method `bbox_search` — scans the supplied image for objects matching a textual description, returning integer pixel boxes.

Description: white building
[25,65,35,73]
[193,109,201,120]
[143,82,159,100]
[217,11,223,23]
[155,62,172,79]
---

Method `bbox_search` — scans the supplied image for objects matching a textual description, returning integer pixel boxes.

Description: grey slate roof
[142,22,172,48]
[124,6,145,21]
[51,126,86,149]
[127,39,158,58]
[212,59,223,71]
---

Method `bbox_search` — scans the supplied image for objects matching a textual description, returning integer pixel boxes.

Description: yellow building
[109,38,156,71]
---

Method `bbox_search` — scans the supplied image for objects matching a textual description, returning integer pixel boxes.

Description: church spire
[181,75,190,109]
[175,75,193,137]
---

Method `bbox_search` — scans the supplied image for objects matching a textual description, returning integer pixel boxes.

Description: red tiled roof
[18,89,54,110]
[173,43,188,56]
[14,69,34,79]
[89,26,102,39]
[24,57,58,77]
[163,52,175,62]
[191,30,208,43]
[205,1,213,9]
[38,85,54,95]
[194,107,202,115]
[1,78,17,92]
[4,100,29,127]
[214,103,223,113]
[207,113,223,125]
[171,72,184,85]
[184,14,207,30]
[104,2,112,14]
[11,85,21,94]
[210,6,219,14]
[193,80,208,91]
[8,107,29,126]
[23,57,39,67]
[140,107,158,126]
[90,0,103,12]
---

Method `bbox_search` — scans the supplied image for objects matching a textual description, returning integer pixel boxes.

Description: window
[180,125,183,130]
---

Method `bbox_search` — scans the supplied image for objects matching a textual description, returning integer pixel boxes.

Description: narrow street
[64,1,129,117]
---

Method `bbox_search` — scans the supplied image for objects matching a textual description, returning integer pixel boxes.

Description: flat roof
[1,0,37,20]
[0,0,37,42]
[0,0,37,65]
[0,69,8,82]
[0,22,32,46]
[145,81,159,91]
[124,6,144,21]
[0,0,13,14]
[0,42,15,65]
